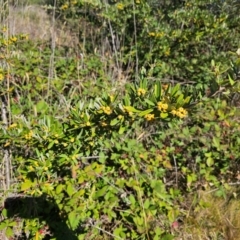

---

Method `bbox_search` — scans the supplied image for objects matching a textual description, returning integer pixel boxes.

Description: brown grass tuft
[176,188,240,240]
[6,4,78,47]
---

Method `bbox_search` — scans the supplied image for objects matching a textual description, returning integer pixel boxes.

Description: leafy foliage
[50,0,240,89]
[0,0,240,239]
[2,79,195,239]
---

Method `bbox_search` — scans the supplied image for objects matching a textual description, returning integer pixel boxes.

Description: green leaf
[123,95,131,106]
[108,210,117,219]
[236,58,240,66]
[83,113,89,122]
[217,109,224,119]
[114,226,125,237]
[153,227,164,239]
[182,127,189,135]
[36,100,49,113]
[66,183,75,197]
[8,221,16,227]
[56,184,63,194]
[151,180,165,194]
[144,99,155,106]
[170,84,180,96]
[143,199,150,209]
[124,106,140,113]
[213,136,220,150]
[110,118,119,126]
[140,78,147,89]
[176,94,184,105]
[1,209,7,218]
[211,59,215,67]
[138,109,153,117]
[118,126,125,134]
[75,189,85,197]
[99,152,106,163]
[129,194,136,206]
[48,140,55,150]
[228,74,235,86]
[94,186,108,199]
[187,175,193,185]
[207,157,214,167]
[160,112,168,119]
[161,233,174,240]
[133,216,144,226]
[154,81,162,99]
[184,96,191,104]
[68,211,79,230]
[0,221,7,230]
[21,179,34,191]
[205,152,212,158]
[6,227,14,238]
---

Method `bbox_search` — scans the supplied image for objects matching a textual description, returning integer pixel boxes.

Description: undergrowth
[0,0,240,239]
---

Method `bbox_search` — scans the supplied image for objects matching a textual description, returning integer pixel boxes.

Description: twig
[172,154,178,187]
[76,155,126,194]
[48,0,57,98]
[103,0,120,72]
[131,157,150,240]
[90,223,124,240]
[1,8,11,191]
[228,181,240,186]
[210,87,226,97]
[1,88,11,191]
[132,0,139,81]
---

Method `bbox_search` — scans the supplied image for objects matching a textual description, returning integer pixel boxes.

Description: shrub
[1,79,196,239]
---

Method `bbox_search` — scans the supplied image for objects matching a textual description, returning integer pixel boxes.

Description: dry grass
[4,3,127,85]
[8,5,51,40]
[176,188,240,240]
[5,4,78,47]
